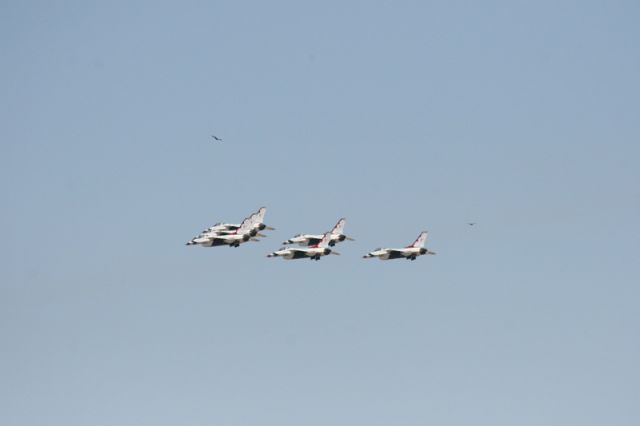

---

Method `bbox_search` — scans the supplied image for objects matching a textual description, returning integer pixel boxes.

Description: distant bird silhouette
[467,222,476,226]
[211,135,223,141]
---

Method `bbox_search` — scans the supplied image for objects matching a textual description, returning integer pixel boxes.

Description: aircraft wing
[208,236,228,244]
[209,234,239,243]
[388,249,410,258]
[288,248,313,257]
[305,237,322,246]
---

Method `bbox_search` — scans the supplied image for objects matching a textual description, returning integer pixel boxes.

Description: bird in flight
[211,135,223,142]
[467,222,476,226]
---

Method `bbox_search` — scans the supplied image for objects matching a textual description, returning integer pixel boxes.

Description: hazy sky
[2,1,639,425]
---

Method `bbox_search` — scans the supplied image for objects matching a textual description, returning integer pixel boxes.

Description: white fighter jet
[267,232,339,261]
[199,207,274,237]
[282,218,354,247]
[186,214,259,248]
[363,231,436,261]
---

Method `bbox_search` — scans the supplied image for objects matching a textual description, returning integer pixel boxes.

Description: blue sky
[2,1,639,425]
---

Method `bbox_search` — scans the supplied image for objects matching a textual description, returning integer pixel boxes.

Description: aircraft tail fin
[254,207,266,224]
[313,232,333,248]
[407,231,428,248]
[237,214,255,234]
[331,218,346,235]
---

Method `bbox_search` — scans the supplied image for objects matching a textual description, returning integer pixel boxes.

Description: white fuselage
[202,222,270,237]
[201,223,239,235]
[268,247,332,260]
[284,233,347,247]
[197,224,270,241]
[365,247,433,260]
[188,232,252,247]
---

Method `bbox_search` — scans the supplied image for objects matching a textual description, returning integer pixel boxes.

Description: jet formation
[187,209,438,262]
[267,232,338,261]
[186,207,274,248]
[267,218,354,261]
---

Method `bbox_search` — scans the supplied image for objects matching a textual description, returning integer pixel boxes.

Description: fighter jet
[282,218,354,247]
[363,231,436,261]
[267,232,339,261]
[186,214,259,248]
[199,207,274,237]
